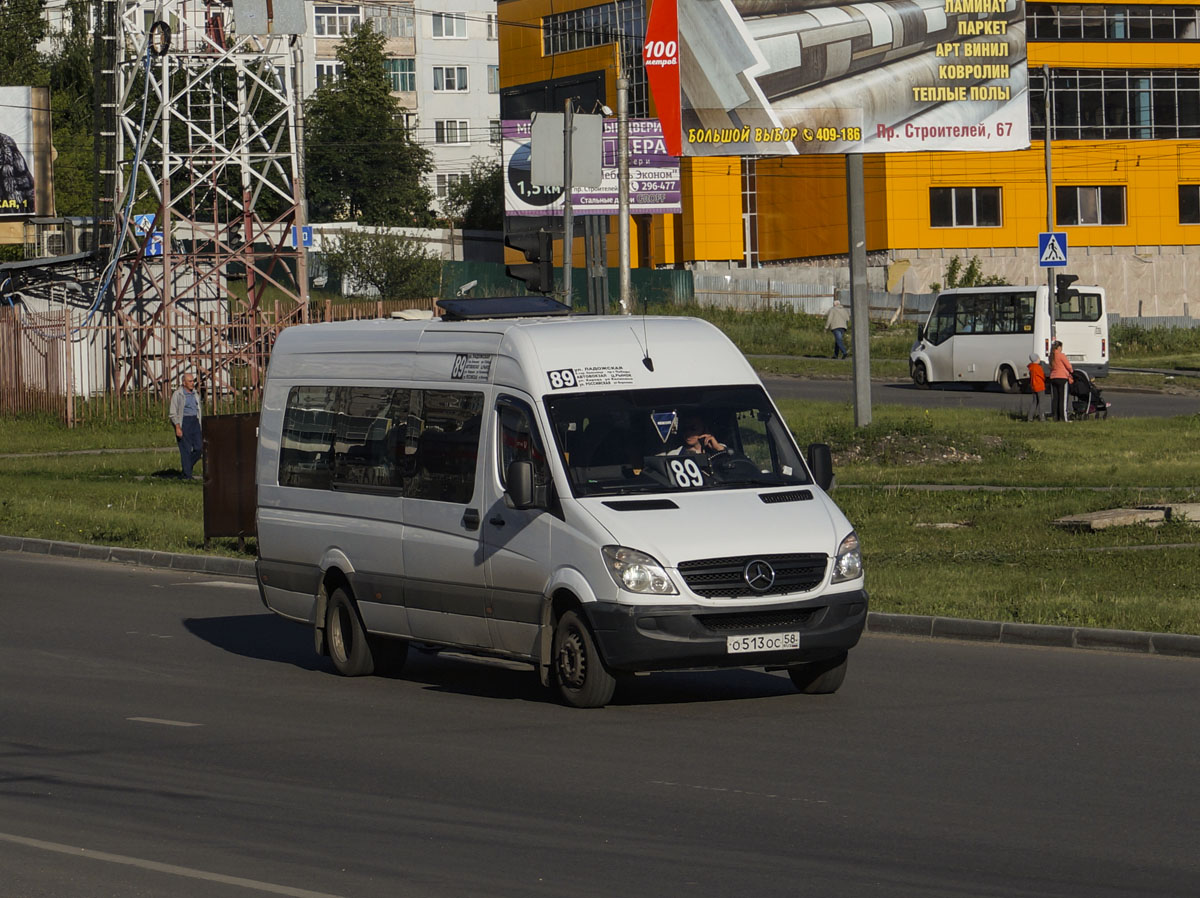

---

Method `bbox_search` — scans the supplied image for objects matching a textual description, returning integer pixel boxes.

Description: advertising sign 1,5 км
[644,0,1030,157]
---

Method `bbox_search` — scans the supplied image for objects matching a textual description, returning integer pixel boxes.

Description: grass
[3,401,1200,633]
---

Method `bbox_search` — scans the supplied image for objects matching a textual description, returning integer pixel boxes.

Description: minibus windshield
[544,385,811,497]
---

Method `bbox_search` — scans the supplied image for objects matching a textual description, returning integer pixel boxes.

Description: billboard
[504,119,682,217]
[645,0,1030,156]
[0,87,37,218]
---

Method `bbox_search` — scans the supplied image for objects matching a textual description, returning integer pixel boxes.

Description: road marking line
[126,717,202,727]
[178,580,258,589]
[0,831,347,898]
[649,780,827,804]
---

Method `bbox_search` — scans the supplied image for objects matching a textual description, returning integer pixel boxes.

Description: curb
[2,536,1199,660]
[0,535,256,579]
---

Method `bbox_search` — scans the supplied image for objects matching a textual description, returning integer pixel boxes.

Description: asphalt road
[761,375,1200,418]
[4,553,1198,898]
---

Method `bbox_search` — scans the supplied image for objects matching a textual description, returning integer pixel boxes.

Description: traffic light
[505,229,555,295]
[1055,273,1079,307]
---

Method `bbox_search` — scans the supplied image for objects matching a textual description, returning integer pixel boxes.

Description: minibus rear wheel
[998,365,1020,394]
[553,610,616,708]
[326,587,375,677]
[787,652,847,694]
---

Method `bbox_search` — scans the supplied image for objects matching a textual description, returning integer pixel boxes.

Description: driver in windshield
[674,414,726,456]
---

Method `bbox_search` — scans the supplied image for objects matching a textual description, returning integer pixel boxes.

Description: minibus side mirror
[807,443,834,491]
[917,323,926,341]
[505,460,538,510]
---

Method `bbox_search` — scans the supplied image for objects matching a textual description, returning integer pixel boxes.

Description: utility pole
[617,43,631,314]
[847,154,871,427]
[1044,63,1056,338]
[562,99,574,307]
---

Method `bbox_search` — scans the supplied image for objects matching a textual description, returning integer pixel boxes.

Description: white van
[255,298,867,707]
[909,285,1109,392]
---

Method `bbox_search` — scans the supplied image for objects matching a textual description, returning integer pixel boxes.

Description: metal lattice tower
[97,0,308,396]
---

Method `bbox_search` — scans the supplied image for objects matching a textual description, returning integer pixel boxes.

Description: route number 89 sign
[669,457,704,488]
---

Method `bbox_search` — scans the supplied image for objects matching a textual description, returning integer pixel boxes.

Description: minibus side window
[496,399,549,490]
[332,387,410,492]
[407,389,484,504]
[279,386,341,489]
[928,295,956,345]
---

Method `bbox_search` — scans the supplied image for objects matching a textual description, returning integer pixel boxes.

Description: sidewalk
[3,532,1198,661]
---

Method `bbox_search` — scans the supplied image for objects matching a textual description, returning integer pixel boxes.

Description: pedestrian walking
[1026,353,1047,421]
[1048,341,1074,422]
[169,372,204,479]
[825,299,850,359]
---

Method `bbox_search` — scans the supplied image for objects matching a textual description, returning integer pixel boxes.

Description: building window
[315,62,345,87]
[544,3,618,54]
[1031,69,1200,140]
[930,187,1002,227]
[435,120,470,144]
[437,173,466,198]
[314,5,361,37]
[432,12,467,38]
[1028,4,1200,41]
[490,120,502,145]
[385,58,415,93]
[433,66,468,92]
[487,13,498,39]
[487,65,500,94]
[741,157,759,268]
[1056,186,1126,226]
[365,4,414,39]
[1180,186,1200,223]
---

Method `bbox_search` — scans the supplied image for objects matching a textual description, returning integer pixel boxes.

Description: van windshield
[543,385,811,497]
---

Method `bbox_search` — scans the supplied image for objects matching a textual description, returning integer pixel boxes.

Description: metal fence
[1,297,435,426]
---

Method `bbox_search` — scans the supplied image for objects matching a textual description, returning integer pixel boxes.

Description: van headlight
[601,546,678,595]
[831,531,863,583]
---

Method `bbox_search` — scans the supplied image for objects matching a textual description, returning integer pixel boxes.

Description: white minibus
[255,297,867,707]
[909,285,1109,391]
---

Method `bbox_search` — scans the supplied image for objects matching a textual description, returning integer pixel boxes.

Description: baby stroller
[1070,370,1110,419]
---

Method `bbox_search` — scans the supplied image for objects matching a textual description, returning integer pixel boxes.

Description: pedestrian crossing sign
[1038,232,1068,267]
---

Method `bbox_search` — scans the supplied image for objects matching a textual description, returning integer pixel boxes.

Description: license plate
[726,631,800,654]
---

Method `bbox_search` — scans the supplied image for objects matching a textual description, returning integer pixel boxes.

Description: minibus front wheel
[787,651,848,694]
[911,361,930,389]
[553,609,616,708]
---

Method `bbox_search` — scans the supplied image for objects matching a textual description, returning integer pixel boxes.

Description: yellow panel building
[499,0,1200,315]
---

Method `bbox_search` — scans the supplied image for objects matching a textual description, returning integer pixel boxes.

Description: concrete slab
[1053,508,1166,531]
[1138,503,1200,523]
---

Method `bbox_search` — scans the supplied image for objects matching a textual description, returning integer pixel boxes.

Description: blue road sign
[145,231,164,257]
[290,225,313,248]
[133,213,155,236]
[1038,232,1068,267]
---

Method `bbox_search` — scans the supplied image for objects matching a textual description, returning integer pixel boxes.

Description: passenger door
[482,394,554,658]
[401,388,493,648]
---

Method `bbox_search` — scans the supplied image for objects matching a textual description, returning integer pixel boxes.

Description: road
[3,553,1198,898]
[761,375,1200,418]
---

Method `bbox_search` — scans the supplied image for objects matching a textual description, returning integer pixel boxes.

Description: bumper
[585,589,868,672]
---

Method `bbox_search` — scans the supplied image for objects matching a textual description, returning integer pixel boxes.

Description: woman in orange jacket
[1048,340,1075,422]
[1026,353,1047,421]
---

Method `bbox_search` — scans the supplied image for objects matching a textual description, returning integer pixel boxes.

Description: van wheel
[912,361,930,389]
[553,610,616,708]
[326,587,375,676]
[998,366,1020,394]
[787,652,848,694]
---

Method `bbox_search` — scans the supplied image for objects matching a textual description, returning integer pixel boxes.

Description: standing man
[825,299,851,359]
[170,372,204,479]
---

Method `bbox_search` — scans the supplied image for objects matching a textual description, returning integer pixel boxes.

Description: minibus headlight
[601,546,678,595]
[831,531,863,583]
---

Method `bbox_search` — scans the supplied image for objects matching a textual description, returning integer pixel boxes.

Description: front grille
[677,552,828,598]
[696,608,819,632]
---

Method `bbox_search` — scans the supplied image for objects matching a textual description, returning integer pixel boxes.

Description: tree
[930,255,1009,291]
[0,0,49,87]
[47,0,95,215]
[323,229,440,299]
[444,157,503,231]
[304,24,434,226]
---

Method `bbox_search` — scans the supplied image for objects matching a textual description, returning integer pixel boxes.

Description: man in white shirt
[825,299,851,359]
